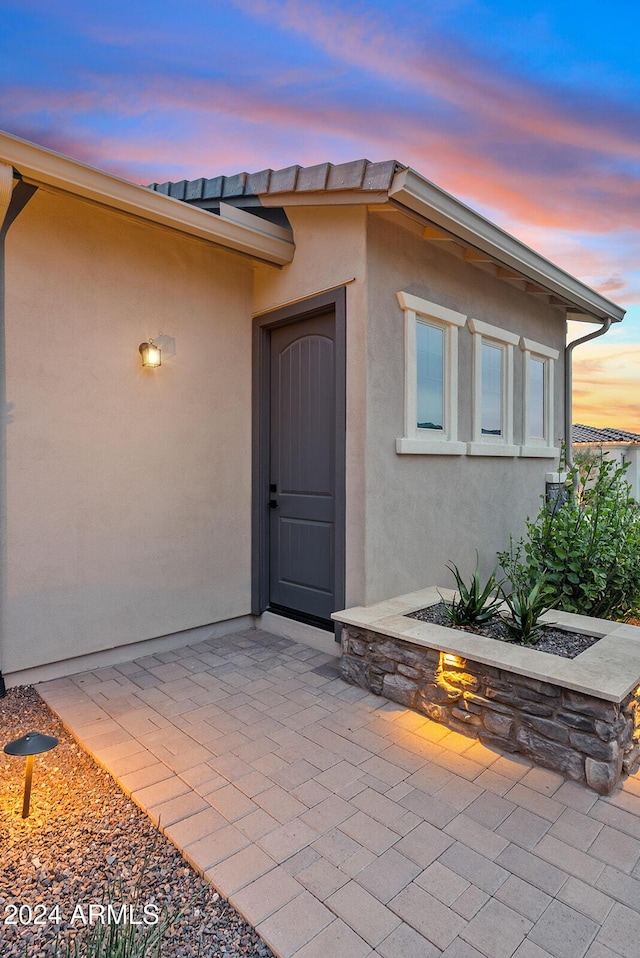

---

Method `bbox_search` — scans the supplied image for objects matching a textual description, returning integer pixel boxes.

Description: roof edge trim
[389,168,625,324]
[0,131,294,266]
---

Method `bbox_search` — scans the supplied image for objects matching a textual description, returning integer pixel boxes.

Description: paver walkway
[38,628,640,958]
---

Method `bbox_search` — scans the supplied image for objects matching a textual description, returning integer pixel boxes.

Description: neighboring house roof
[572,424,640,444]
[150,159,625,327]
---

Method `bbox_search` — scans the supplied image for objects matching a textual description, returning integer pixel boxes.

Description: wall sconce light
[4,731,59,818]
[139,339,161,368]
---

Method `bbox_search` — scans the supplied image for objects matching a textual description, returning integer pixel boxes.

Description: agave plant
[443,554,503,627]
[501,578,554,644]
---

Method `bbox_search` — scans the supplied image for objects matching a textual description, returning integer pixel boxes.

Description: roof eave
[389,168,625,324]
[0,131,294,267]
[574,441,640,447]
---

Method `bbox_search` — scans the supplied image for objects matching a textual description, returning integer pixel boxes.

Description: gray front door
[253,289,345,630]
[269,312,336,623]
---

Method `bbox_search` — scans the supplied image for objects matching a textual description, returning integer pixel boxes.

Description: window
[396,292,465,454]
[416,321,444,430]
[481,342,503,436]
[520,337,559,457]
[468,318,519,456]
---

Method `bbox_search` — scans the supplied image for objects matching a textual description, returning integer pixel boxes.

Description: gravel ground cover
[0,686,274,957]
[409,601,602,658]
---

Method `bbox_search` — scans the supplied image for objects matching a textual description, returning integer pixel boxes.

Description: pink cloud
[229,0,640,160]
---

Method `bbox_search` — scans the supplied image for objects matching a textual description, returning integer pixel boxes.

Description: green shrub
[443,554,503,627]
[56,914,169,958]
[498,452,640,620]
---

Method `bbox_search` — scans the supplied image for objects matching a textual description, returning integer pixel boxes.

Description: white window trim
[520,337,560,458]
[467,317,519,456]
[396,291,466,455]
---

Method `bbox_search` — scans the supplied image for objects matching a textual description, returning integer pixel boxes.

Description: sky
[1,0,638,431]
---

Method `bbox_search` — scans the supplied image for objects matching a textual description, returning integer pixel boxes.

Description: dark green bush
[498,452,640,620]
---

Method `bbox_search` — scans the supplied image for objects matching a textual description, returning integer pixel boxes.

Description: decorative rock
[348,637,367,656]
[485,688,555,717]
[451,707,482,726]
[556,710,595,732]
[622,744,640,775]
[370,658,396,673]
[515,726,585,781]
[417,682,461,706]
[375,639,438,667]
[563,690,619,721]
[586,756,623,794]
[450,718,480,735]
[594,717,626,742]
[479,731,520,752]
[397,664,422,679]
[486,674,560,699]
[465,692,512,714]
[487,688,560,711]
[424,703,447,722]
[441,670,479,691]
[344,627,368,642]
[520,714,569,744]
[382,673,418,706]
[340,656,369,688]
[568,730,620,762]
[483,711,514,738]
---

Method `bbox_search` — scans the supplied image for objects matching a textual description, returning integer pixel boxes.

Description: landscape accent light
[441,653,466,668]
[139,339,161,368]
[4,731,59,818]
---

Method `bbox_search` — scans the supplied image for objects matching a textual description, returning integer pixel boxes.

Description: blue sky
[1,0,638,427]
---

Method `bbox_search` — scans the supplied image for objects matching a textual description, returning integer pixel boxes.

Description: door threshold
[256,611,340,656]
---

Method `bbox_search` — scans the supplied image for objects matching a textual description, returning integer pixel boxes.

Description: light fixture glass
[441,652,466,668]
[139,339,161,368]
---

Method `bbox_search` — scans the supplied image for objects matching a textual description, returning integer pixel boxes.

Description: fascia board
[0,131,294,266]
[259,189,389,207]
[389,168,625,324]
[574,441,640,448]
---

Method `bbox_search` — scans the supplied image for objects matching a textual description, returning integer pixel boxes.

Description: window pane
[481,342,502,435]
[529,357,545,439]
[416,321,444,430]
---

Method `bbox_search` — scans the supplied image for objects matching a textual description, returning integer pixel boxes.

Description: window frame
[396,291,466,455]
[520,337,560,458]
[468,317,520,456]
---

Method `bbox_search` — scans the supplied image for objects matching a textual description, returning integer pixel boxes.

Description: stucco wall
[253,205,369,607]
[573,444,640,501]
[363,211,566,603]
[3,189,254,674]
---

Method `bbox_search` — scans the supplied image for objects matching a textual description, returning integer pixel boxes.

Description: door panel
[268,311,336,623]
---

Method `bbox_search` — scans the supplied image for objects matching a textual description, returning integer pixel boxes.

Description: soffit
[388,169,624,324]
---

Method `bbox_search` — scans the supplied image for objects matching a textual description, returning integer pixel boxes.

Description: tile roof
[572,423,640,443]
[148,159,404,201]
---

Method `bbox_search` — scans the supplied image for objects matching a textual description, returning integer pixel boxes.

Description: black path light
[4,731,59,818]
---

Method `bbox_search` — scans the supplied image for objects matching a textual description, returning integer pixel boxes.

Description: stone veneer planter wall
[333,589,640,795]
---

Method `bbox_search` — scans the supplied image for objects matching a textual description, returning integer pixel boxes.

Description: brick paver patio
[38,628,640,958]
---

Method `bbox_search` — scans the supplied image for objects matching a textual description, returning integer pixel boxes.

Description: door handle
[269,499,278,509]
